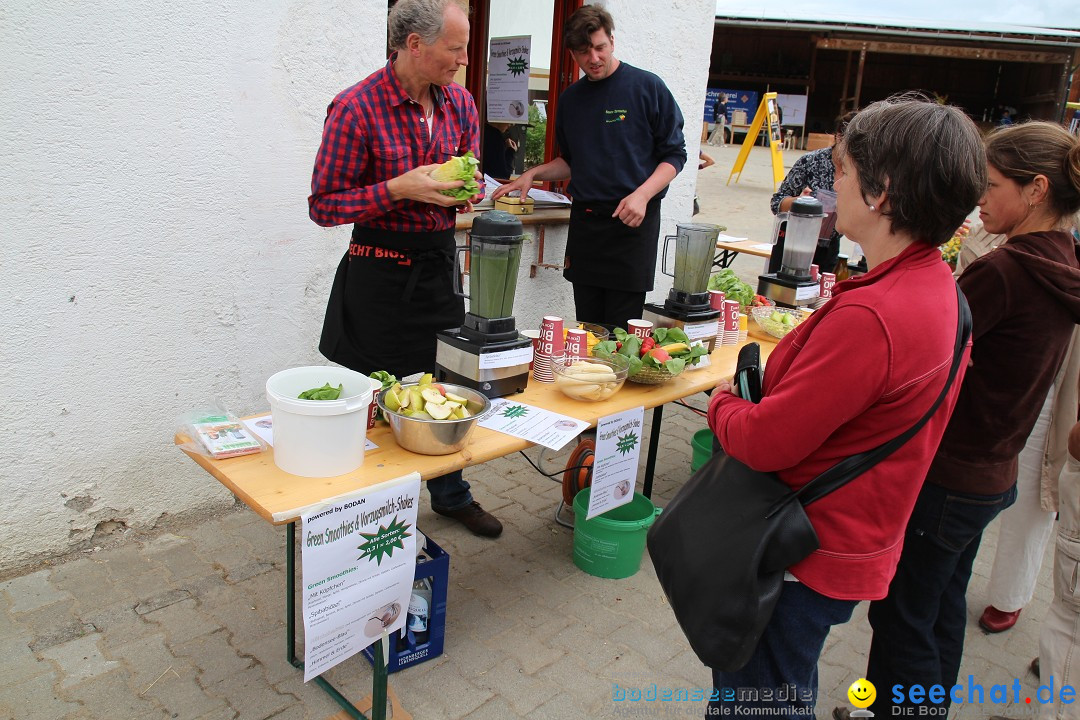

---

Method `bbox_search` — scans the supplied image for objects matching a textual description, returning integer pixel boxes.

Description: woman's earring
[869,205,876,211]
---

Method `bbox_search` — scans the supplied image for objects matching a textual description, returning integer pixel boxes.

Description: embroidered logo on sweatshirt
[605,109,628,123]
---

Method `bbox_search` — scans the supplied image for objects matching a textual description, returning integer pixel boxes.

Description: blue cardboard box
[362,533,449,673]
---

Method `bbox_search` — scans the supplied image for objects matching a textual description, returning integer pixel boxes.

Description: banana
[660,342,690,354]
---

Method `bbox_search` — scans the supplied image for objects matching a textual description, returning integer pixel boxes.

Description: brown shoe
[434,501,503,538]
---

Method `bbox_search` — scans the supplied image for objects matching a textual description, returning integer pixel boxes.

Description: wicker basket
[627,365,676,385]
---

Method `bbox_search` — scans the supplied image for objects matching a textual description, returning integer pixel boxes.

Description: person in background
[307,0,502,538]
[708,93,729,146]
[491,4,686,331]
[708,97,983,719]
[482,121,518,180]
[863,120,1080,718]
[770,111,857,276]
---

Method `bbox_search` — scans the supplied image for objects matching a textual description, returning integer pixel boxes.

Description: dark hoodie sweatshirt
[927,230,1080,495]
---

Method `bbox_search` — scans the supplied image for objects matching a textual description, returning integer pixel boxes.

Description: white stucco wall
[0,0,714,572]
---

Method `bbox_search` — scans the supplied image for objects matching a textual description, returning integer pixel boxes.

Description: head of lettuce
[431,152,480,200]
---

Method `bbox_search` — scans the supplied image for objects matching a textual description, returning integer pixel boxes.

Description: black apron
[319,226,464,378]
[563,198,662,292]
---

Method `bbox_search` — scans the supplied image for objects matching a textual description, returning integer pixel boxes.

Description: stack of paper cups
[521,329,541,371]
[627,319,653,339]
[534,316,565,383]
[708,290,726,339]
[820,272,837,299]
[565,329,588,359]
[810,264,820,282]
[722,300,740,346]
[738,313,748,343]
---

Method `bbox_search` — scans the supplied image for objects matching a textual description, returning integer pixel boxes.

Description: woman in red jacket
[863,121,1080,717]
[706,97,985,718]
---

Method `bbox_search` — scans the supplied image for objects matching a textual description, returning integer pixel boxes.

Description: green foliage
[525,104,547,169]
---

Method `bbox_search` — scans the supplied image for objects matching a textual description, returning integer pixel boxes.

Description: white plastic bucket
[265,366,372,477]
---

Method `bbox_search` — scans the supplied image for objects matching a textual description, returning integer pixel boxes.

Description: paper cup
[820,272,836,299]
[367,386,379,429]
[627,319,654,339]
[521,329,541,370]
[708,290,726,310]
[565,329,588,359]
[540,316,564,357]
[809,264,820,282]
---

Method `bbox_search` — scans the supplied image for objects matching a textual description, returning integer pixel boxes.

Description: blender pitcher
[772,197,824,281]
[454,211,524,320]
[663,223,721,296]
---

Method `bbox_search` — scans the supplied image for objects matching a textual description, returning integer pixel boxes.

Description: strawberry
[639,336,656,357]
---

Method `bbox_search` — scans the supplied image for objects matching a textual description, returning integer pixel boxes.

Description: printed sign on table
[586,406,645,520]
[300,473,421,681]
[478,398,590,451]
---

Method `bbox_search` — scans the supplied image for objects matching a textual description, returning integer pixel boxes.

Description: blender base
[642,303,720,352]
[435,330,531,398]
[757,274,820,308]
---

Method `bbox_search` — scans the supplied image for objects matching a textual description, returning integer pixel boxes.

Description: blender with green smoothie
[436,211,533,398]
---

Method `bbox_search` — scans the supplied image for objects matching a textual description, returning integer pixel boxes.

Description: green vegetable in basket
[708,268,755,309]
[298,383,343,400]
[431,152,480,200]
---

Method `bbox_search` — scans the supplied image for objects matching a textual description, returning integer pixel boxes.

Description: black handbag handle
[765,283,972,516]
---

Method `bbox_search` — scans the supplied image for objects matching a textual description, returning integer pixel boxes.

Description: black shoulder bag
[647,285,971,672]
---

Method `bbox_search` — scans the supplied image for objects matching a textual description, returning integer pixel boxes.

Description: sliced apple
[419,373,435,386]
[383,388,402,412]
[444,392,469,404]
[421,388,446,405]
[426,403,453,420]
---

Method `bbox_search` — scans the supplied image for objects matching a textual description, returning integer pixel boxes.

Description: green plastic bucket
[572,487,662,579]
[691,429,715,472]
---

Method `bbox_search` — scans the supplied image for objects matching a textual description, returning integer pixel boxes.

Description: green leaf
[298,383,343,400]
[664,358,686,375]
[613,327,631,343]
[665,327,690,344]
[652,327,670,345]
[621,335,642,358]
[627,355,644,375]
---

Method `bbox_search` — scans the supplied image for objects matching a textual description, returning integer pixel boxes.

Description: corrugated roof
[714,5,1080,46]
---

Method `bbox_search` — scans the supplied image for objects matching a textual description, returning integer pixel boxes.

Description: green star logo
[357,515,412,565]
[501,405,528,419]
[507,56,529,76]
[616,432,639,455]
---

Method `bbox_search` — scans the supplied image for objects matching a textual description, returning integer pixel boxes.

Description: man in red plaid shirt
[308,0,501,538]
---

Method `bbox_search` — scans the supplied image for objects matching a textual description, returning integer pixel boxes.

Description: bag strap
[768,283,971,516]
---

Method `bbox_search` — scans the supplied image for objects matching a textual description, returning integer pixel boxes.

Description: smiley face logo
[847,678,876,709]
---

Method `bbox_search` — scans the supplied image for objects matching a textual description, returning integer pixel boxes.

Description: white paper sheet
[477,399,589,450]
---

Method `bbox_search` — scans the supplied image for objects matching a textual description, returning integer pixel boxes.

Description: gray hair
[388,0,469,50]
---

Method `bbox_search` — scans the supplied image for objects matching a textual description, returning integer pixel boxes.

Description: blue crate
[362,533,448,673]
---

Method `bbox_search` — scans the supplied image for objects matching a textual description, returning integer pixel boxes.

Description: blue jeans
[866,480,1017,715]
[428,471,472,512]
[709,581,857,719]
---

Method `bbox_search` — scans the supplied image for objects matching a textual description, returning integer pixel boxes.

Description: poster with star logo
[487,36,531,124]
[587,407,645,519]
[300,472,421,681]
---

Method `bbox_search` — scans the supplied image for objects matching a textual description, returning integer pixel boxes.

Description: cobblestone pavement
[0,148,1051,719]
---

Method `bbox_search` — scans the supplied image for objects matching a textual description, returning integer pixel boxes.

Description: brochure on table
[586,406,645,520]
[477,398,590,451]
[300,473,421,681]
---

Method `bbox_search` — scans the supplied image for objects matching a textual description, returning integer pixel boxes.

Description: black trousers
[571,284,647,332]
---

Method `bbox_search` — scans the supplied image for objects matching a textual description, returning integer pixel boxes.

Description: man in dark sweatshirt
[491,5,686,330]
